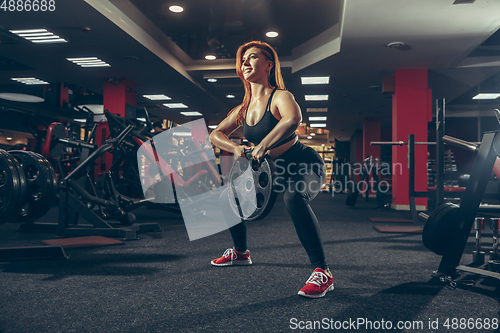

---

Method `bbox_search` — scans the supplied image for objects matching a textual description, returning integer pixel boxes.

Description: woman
[209,41,333,298]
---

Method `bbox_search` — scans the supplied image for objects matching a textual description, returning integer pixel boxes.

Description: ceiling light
[10,28,67,44]
[386,41,412,51]
[0,92,44,103]
[207,78,217,83]
[305,95,328,101]
[67,57,110,67]
[307,136,312,139]
[180,111,202,116]
[310,133,316,136]
[169,5,184,13]
[143,94,171,100]
[11,77,48,85]
[205,55,217,60]
[6,137,12,141]
[208,125,217,129]
[472,93,500,100]
[310,123,327,128]
[226,94,235,99]
[10,29,48,34]
[163,103,188,108]
[266,31,279,38]
[309,116,327,121]
[306,108,327,113]
[301,77,330,85]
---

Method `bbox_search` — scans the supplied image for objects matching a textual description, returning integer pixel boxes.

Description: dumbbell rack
[423,130,500,281]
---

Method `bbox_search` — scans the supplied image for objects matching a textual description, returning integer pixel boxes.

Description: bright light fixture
[143,94,171,100]
[137,118,147,122]
[11,77,48,85]
[207,78,217,83]
[67,57,110,67]
[309,116,327,121]
[205,55,217,60]
[472,93,500,100]
[163,103,188,108]
[266,31,279,38]
[310,133,316,136]
[6,137,12,141]
[226,95,235,99]
[321,144,325,147]
[301,77,330,85]
[305,95,328,101]
[0,92,44,103]
[10,28,67,43]
[307,136,312,139]
[180,111,203,116]
[169,5,184,13]
[208,125,217,129]
[310,123,327,128]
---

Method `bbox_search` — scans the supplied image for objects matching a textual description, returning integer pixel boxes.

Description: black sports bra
[243,88,296,148]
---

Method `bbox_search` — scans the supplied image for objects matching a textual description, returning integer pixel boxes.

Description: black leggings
[223,141,328,269]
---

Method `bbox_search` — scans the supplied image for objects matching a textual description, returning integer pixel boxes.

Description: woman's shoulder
[274,89,296,102]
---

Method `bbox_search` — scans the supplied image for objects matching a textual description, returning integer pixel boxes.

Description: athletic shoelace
[222,248,238,260]
[305,271,329,287]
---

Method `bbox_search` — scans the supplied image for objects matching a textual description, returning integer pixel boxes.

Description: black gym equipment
[419,129,500,281]
[0,149,27,224]
[227,150,277,221]
[9,150,58,223]
[345,156,391,208]
[19,111,162,240]
[0,149,67,261]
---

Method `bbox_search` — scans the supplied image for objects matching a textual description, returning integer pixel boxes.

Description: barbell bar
[371,135,481,151]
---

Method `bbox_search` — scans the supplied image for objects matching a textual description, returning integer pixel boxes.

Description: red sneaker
[211,247,252,267]
[297,268,334,298]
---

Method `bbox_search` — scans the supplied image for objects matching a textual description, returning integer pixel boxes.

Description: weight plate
[0,150,26,224]
[228,151,277,221]
[48,123,67,159]
[422,202,462,255]
[9,150,55,223]
[29,151,58,208]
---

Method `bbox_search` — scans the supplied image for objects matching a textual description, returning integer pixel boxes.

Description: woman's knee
[283,185,309,207]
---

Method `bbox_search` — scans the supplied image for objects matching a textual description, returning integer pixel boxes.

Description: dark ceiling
[1,0,500,144]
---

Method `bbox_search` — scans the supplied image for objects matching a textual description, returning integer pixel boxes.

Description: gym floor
[0,193,498,333]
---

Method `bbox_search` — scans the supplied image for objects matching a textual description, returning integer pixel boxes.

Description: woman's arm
[209,106,250,158]
[252,90,302,161]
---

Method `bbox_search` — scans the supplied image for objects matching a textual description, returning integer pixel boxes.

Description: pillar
[94,79,136,179]
[392,69,432,210]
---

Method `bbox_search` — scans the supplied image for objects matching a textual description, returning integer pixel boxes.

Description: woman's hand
[232,145,251,161]
[251,143,268,163]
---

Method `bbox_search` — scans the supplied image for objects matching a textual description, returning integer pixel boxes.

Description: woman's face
[241,47,273,83]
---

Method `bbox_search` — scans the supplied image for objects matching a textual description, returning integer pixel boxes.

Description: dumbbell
[472,217,485,265]
[488,218,500,272]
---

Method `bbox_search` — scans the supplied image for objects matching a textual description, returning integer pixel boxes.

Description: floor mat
[42,236,125,249]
